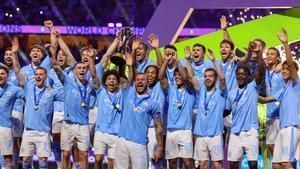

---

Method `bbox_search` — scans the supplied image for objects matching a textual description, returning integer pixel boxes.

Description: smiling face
[105,74,119,92]
[174,70,184,88]
[135,74,148,95]
[75,63,88,82]
[204,70,217,89]
[34,68,47,88]
[236,67,249,86]
[220,42,232,61]
[0,68,8,87]
[145,66,158,86]
[266,48,280,67]
[136,44,148,63]
[56,50,68,67]
[30,47,43,65]
[4,49,13,66]
[192,45,205,63]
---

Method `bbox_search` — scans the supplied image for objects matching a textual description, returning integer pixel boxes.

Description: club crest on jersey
[6,91,12,96]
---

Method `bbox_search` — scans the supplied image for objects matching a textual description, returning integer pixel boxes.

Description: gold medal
[275,102,280,106]
[133,107,139,112]
[115,103,120,109]
[34,105,39,110]
[177,103,182,109]
[81,102,86,107]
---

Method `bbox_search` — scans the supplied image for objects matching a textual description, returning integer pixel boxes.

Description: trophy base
[110,53,126,66]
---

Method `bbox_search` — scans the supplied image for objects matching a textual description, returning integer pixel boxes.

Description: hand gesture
[220,15,228,30]
[148,33,159,48]
[132,36,141,51]
[153,148,163,162]
[164,50,172,62]
[278,27,288,43]
[207,49,216,61]
[11,37,19,53]
[184,46,191,59]
[44,20,53,30]
[247,41,257,52]
[116,30,121,40]
[53,29,61,38]
[86,45,96,59]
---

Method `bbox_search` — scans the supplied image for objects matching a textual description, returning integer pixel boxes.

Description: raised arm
[125,46,135,86]
[208,49,226,91]
[100,30,121,68]
[278,27,298,80]
[55,29,76,67]
[157,53,170,89]
[148,33,163,67]
[220,15,233,42]
[49,46,64,81]
[11,37,25,87]
[87,46,100,89]
[184,46,194,78]
[255,49,265,85]
[258,96,276,104]
[153,119,163,162]
[44,20,58,54]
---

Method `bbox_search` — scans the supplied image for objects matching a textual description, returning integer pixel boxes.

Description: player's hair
[5,47,12,52]
[204,68,218,78]
[30,44,45,54]
[282,61,299,71]
[193,43,206,53]
[0,65,10,74]
[145,65,159,76]
[35,67,48,75]
[236,65,250,75]
[140,42,148,51]
[102,70,120,84]
[254,38,266,48]
[220,39,235,50]
[164,44,177,52]
[80,47,89,57]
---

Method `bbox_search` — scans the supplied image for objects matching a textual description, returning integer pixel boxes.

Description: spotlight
[269,11,273,15]
[9,14,13,17]
[229,14,233,18]
[108,23,114,27]
[40,11,43,15]
[244,15,247,18]
[5,13,8,16]
[16,7,20,11]
[229,23,232,26]
[116,23,122,27]
[239,12,243,15]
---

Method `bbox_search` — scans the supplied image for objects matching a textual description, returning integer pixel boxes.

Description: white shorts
[115,137,148,169]
[60,121,90,151]
[165,129,193,159]
[228,129,259,162]
[52,111,64,134]
[147,128,157,159]
[12,110,23,138]
[194,134,224,161]
[266,118,280,145]
[0,126,13,155]
[89,107,98,134]
[273,126,300,163]
[20,129,51,157]
[93,131,118,159]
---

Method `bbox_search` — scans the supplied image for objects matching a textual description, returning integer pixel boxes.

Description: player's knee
[248,161,257,169]
[212,161,222,169]
[39,157,48,163]
[79,151,88,160]
[22,157,31,163]
[95,155,104,163]
[168,159,177,168]
[63,150,71,159]
[199,161,208,169]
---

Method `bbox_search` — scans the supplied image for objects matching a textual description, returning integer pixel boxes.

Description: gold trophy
[110,27,133,66]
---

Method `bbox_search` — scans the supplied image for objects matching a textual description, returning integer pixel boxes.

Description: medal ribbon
[204,90,215,112]
[33,85,46,106]
[133,93,151,109]
[267,70,275,93]
[75,79,87,105]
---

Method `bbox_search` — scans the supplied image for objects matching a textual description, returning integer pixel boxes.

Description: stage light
[108,23,114,27]
[229,14,233,18]
[116,23,122,27]
[229,23,232,26]
[244,15,247,18]
[237,17,240,21]
[5,13,8,16]
[239,12,243,15]
[40,11,43,15]
[9,14,13,17]
[16,7,20,11]
[269,11,273,14]
[251,15,255,19]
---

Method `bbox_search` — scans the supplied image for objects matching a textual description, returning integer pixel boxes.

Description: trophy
[110,27,134,66]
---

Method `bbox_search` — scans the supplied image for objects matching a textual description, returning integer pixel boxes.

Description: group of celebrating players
[0,16,299,169]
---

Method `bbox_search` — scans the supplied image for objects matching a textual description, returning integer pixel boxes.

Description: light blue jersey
[194,87,226,136]
[0,84,23,128]
[62,73,95,125]
[218,60,238,92]
[167,83,195,130]
[148,82,165,127]
[21,56,52,82]
[118,86,161,145]
[273,80,300,129]
[226,81,260,134]
[136,59,155,73]
[265,69,285,118]
[23,79,63,133]
[7,68,24,113]
[95,86,122,135]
